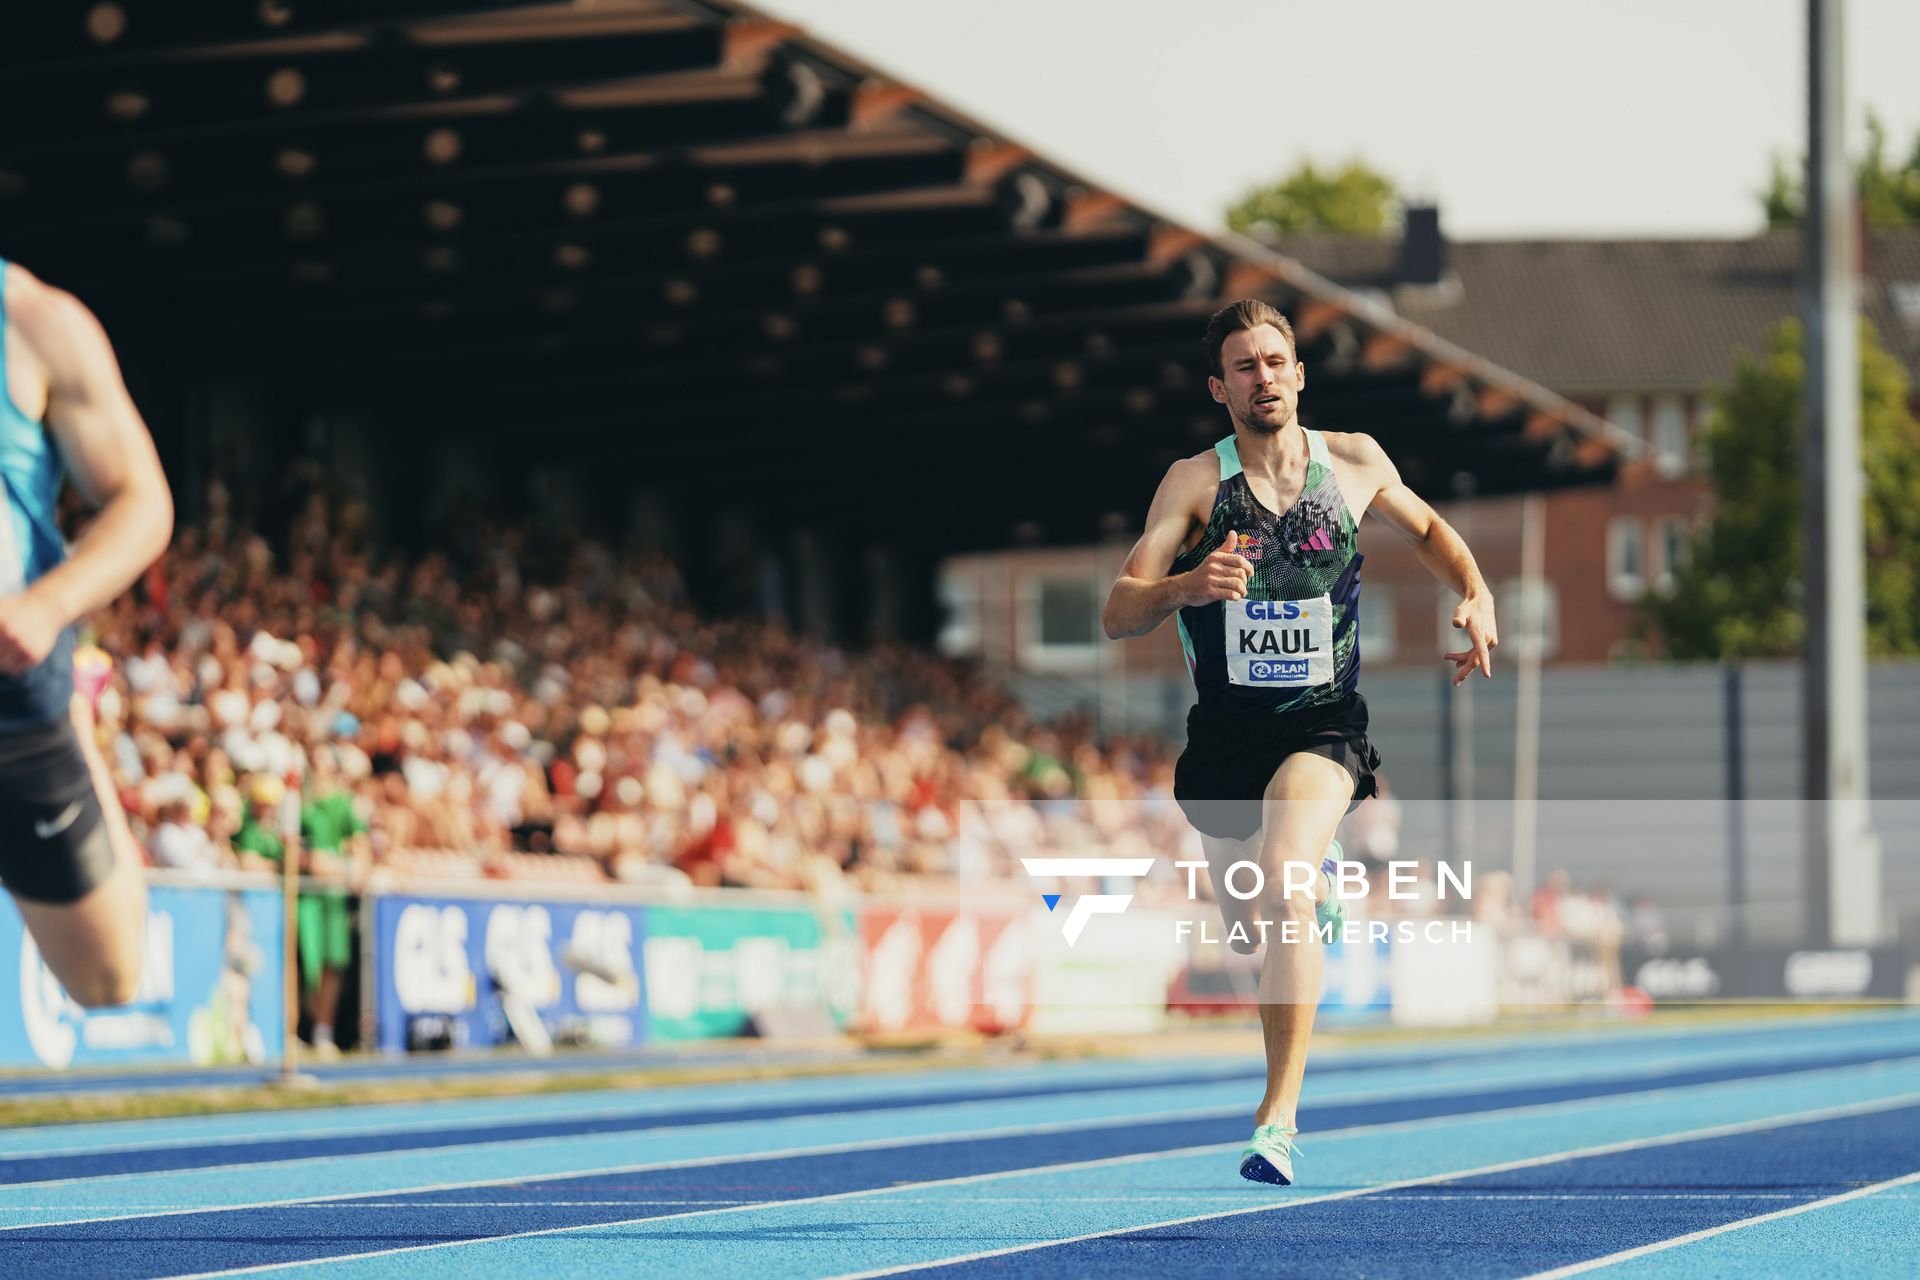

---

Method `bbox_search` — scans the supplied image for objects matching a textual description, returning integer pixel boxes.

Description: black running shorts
[0,716,115,904]
[1173,690,1382,842]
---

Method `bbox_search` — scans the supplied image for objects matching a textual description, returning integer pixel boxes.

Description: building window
[1358,585,1396,662]
[1607,518,1646,600]
[1019,574,1103,671]
[1650,396,1687,477]
[1606,395,1644,446]
[1499,578,1559,658]
[1652,516,1690,593]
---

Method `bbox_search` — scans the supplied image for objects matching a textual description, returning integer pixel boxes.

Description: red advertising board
[858,906,1033,1034]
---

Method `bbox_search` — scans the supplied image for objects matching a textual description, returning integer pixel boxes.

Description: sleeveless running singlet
[0,259,75,729]
[1168,429,1362,716]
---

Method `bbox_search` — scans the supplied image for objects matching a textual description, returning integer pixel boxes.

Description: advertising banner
[858,904,1033,1034]
[1028,907,1184,1035]
[0,882,284,1070]
[644,902,859,1042]
[373,893,647,1052]
[1623,944,1911,1002]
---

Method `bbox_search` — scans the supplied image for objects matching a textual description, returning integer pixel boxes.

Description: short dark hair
[1203,300,1297,377]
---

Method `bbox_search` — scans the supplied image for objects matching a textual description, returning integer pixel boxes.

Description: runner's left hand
[0,590,67,675]
[1444,593,1498,685]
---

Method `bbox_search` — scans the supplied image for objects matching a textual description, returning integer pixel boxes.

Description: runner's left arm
[0,285,173,672]
[1353,434,1498,684]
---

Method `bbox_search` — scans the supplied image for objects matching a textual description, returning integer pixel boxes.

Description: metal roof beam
[4,73,845,219]
[7,142,968,272]
[0,21,721,154]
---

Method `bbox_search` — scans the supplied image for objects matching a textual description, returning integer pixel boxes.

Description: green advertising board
[643,902,859,1041]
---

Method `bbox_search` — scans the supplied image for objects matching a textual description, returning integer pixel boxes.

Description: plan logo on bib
[1249,659,1310,682]
[1019,858,1156,947]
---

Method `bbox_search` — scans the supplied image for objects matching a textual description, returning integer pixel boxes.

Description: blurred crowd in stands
[85,465,1190,900]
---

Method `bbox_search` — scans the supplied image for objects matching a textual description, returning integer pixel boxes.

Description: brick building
[942,216,1920,701]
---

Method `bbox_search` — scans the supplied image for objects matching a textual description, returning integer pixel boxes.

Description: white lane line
[24,1191,1920,1211]
[157,1085,1920,1279]
[1522,1168,1920,1278]
[828,1089,1920,1280]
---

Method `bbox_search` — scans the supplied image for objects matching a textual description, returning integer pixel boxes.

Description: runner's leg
[12,695,148,1008]
[1251,749,1350,1130]
[1197,828,1262,952]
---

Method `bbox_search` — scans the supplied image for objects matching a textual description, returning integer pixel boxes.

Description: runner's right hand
[1181,529,1254,605]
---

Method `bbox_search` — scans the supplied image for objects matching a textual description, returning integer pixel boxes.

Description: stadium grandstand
[0,5,1914,1277]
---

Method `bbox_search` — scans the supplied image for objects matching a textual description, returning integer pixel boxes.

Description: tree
[1638,318,1920,659]
[1762,110,1920,228]
[1226,159,1400,238]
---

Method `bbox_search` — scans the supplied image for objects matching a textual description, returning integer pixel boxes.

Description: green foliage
[1639,319,1920,658]
[1226,159,1400,237]
[1761,153,1803,229]
[1763,110,1920,228]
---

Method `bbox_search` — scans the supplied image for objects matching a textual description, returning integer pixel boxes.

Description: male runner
[1103,300,1495,1184]
[0,258,174,1006]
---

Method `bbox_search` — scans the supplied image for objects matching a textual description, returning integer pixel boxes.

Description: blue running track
[0,1010,1914,1277]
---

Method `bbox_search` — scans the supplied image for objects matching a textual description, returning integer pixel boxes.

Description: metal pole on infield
[280,769,302,1082]
[1802,0,1880,946]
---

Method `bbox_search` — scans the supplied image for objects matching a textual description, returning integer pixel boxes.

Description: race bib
[1225,595,1334,688]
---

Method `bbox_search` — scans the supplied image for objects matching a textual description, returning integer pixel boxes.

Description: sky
[750,0,1920,239]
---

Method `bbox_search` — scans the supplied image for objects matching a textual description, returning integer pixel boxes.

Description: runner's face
[1210,326,1304,434]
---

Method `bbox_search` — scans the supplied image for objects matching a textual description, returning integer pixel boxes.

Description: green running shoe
[1315,839,1346,938]
[1239,1123,1300,1185]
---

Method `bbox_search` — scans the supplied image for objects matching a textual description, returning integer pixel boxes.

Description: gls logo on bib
[1227,594,1333,688]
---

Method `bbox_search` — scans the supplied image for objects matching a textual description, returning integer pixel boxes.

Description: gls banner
[374,893,647,1052]
[0,884,284,1069]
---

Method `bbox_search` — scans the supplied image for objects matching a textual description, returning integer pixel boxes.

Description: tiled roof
[1270,230,1920,397]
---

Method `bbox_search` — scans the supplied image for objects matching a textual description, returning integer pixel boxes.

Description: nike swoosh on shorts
[34,800,84,840]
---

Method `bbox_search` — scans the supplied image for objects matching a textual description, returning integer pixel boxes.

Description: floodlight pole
[1801,0,1879,946]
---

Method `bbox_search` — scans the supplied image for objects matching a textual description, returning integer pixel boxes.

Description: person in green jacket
[233,751,369,1056]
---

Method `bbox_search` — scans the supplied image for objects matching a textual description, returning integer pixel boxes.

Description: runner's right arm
[1102,459,1252,639]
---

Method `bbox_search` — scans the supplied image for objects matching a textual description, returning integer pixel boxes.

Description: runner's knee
[1257,856,1321,921]
[66,957,140,1009]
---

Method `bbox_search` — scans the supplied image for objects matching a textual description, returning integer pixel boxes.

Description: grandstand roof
[1268,228,1920,396]
[0,1,1629,551]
